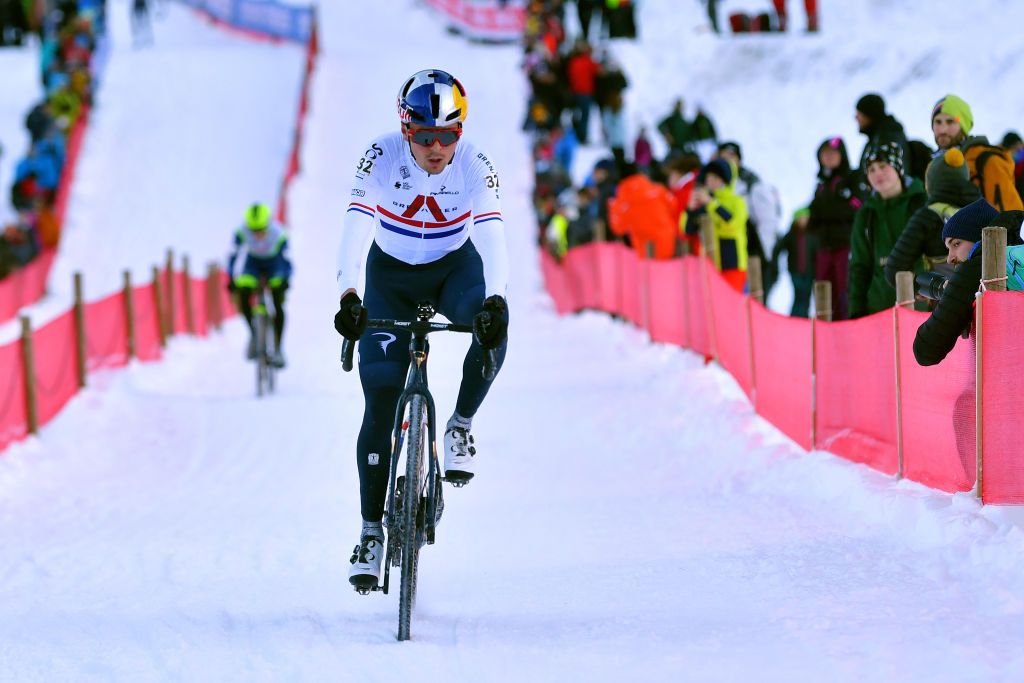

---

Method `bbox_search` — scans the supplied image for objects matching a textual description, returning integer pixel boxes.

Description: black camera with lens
[915,271,950,301]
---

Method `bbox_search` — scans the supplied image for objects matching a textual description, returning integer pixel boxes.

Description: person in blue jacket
[227,203,292,368]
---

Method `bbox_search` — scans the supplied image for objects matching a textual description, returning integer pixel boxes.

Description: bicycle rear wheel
[398,395,426,641]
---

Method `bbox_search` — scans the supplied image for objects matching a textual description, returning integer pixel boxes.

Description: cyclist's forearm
[337,210,375,294]
[472,221,509,298]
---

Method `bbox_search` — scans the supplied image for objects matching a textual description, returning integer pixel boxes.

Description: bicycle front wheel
[398,395,426,641]
[255,311,268,397]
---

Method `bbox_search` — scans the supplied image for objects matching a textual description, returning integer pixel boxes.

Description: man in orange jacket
[608,172,679,259]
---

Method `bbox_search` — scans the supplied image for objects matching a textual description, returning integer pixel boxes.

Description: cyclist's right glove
[334,291,368,341]
[226,278,237,294]
[473,295,508,349]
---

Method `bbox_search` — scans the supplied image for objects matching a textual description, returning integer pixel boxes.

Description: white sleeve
[468,151,509,298]
[336,145,384,295]
[750,180,781,253]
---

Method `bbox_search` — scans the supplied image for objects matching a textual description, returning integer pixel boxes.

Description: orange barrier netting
[685,257,712,359]
[597,243,623,315]
[132,283,164,363]
[0,250,56,324]
[751,305,812,450]
[814,313,898,475]
[896,307,975,492]
[0,341,28,451]
[707,267,753,401]
[647,260,688,347]
[84,293,130,372]
[541,246,1024,502]
[564,243,600,311]
[32,311,79,428]
[980,292,1024,503]
[619,248,643,327]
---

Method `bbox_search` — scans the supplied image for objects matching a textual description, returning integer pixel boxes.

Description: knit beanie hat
[865,140,904,178]
[856,93,886,121]
[925,148,979,203]
[931,94,974,136]
[717,141,742,160]
[942,198,998,243]
[700,158,732,185]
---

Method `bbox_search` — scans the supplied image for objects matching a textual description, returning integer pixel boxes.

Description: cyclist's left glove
[334,291,368,341]
[473,295,508,350]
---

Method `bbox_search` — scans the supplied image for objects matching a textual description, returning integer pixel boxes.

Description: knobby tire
[397,395,425,641]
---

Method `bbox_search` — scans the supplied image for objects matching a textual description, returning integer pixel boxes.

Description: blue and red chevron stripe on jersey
[474,211,503,225]
[377,205,472,240]
[347,202,375,218]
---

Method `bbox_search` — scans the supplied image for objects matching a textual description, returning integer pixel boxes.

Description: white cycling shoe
[443,426,476,486]
[348,535,385,591]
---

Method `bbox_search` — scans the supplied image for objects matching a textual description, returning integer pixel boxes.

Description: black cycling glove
[473,295,508,350]
[334,291,368,341]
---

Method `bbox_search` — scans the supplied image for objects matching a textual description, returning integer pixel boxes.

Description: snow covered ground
[1,0,1024,680]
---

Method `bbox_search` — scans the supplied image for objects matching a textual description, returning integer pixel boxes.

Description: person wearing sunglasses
[334,69,510,588]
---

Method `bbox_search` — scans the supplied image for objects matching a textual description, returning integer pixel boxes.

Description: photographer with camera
[913,198,1024,366]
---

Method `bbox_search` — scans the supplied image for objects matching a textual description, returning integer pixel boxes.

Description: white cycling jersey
[336,131,509,298]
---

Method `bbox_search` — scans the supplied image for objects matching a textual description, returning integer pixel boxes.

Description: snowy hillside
[1,1,1023,680]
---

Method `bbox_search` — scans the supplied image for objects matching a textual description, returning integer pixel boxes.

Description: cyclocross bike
[252,281,278,398]
[341,300,497,641]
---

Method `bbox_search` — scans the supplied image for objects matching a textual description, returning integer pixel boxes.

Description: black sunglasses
[406,126,462,147]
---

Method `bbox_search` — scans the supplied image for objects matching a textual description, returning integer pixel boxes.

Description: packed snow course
[1,1,1023,680]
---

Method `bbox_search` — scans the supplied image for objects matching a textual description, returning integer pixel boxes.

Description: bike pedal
[443,472,473,488]
[350,576,379,594]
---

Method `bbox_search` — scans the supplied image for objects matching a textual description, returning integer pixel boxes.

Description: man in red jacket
[566,40,601,144]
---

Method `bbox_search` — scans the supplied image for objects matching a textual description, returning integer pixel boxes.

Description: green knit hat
[925,148,979,203]
[931,94,973,136]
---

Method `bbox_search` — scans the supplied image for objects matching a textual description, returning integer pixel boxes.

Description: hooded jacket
[680,160,748,272]
[848,178,927,318]
[808,138,860,250]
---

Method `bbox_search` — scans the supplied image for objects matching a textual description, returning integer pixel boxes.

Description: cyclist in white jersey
[334,70,510,588]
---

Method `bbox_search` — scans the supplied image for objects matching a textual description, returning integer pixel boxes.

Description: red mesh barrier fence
[647,259,688,347]
[0,340,28,451]
[980,292,1024,503]
[751,304,812,450]
[685,257,711,357]
[896,307,975,492]
[191,279,209,337]
[172,272,189,335]
[84,293,129,372]
[0,250,56,325]
[564,243,601,311]
[540,250,575,314]
[132,283,163,362]
[814,313,897,474]
[707,267,753,400]
[596,243,623,316]
[619,249,643,327]
[32,312,79,428]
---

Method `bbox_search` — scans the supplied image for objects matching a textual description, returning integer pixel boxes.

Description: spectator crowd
[525,0,1024,358]
[1,0,101,280]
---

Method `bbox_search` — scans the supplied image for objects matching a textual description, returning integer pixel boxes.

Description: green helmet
[245,203,271,230]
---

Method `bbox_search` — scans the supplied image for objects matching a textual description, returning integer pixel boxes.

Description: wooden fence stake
[813,280,832,322]
[73,272,87,388]
[165,249,175,338]
[895,271,915,309]
[642,242,655,336]
[975,226,1007,500]
[20,316,38,435]
[123,270,136,360]
[182,255,195,335]
[747,255,764,306]
[153,265,167,347]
